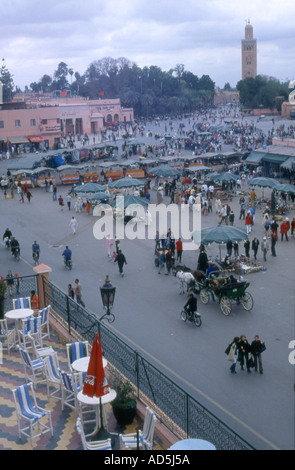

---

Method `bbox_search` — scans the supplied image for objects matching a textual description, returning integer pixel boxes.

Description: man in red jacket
[280,218,290,241]
[245,211,252,235]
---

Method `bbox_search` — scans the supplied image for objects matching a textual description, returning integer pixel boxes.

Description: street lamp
[99,275,116,323]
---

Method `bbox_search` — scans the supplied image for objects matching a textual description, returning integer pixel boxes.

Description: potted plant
[111,377,137,426]
[0,279,7,320]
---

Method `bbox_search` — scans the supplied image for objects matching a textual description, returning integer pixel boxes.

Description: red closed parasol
[83,333,109,398]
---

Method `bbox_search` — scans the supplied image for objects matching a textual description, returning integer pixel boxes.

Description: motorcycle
[12,247,20,261]
[32,251,40,265]
[4,237,11,249]
[64,257,72,270]
[180,309,202,327]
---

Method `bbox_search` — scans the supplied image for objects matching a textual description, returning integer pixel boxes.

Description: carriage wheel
[220,296,232,316]
[240,292,254,311]
[180,310,188,322]
[200,289,210,304]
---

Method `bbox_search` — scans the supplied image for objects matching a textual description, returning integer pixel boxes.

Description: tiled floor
[0,334,164,450]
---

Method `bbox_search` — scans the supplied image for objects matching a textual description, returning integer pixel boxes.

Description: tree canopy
[25,58,216,117]
[236,75,289,111]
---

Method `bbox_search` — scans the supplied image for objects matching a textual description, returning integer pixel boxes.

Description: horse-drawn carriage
[172,265,253,316]
[198,273,253,316]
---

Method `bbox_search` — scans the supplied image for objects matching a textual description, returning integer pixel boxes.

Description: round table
[5,308,34,347]
[77,389,117,443]
[168,439,216,450]
[72,356,107,372]
[5,308,34,321]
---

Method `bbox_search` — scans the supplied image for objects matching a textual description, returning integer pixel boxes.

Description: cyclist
[11,237,20,257]
[32,241,40,261]
[62,246,72,263]
[184,293,197,319]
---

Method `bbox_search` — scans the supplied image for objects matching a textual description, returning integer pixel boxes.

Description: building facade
[241,21,257,80]
[0,93,134,152]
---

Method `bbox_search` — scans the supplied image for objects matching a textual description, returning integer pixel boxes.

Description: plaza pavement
[0,113,294,450]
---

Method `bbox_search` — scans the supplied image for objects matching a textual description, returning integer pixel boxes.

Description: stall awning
[280,156,295,170]
[244,152,264,165]
[261,154,289,164]
[8,136,30,144]
[28,136,43,143]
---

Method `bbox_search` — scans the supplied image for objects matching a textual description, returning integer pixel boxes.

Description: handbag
[227,347,235,362]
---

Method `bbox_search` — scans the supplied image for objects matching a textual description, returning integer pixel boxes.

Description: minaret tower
[241,20,257,80]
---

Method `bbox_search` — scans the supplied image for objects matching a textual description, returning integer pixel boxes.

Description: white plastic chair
[76,418,112,450]
[66,341,90,372]
[17,345,46,389]
[59,369,80,414]
[17,316,42,350]
[0,319,15,354]
[120,406,157,450]
[43,353,62,400]
[38,305,51,340]
[12,382,53,447]
[28,333,55,359]
[13,297,31,309]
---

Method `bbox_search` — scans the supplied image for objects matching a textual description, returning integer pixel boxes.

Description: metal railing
[42,275,255,450]
[3,274,38,312]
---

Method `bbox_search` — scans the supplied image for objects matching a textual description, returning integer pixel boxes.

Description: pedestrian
[270,231,277,257]
[58,195,64,210]
[239,200,246,220]
[197,245,208,273]
[245,211,252,235]
[106,235,113,258]
[264,216,271,237]
[238,335,252,373]
[69,216,78,235]
[280,218,290,241]
[261,236,269,262]
[115,250,127,277]
[291,217,295,236]
[53,184,57,200]
[158,249,168,275]
[19,189,24,203]
[244,239,250,258]
[6,270,14,296]
[270,219,279,241]
[66,194,72,210]
[85,200,91,215]
[252,237,259,260]
[26,191,32,203]
[176,238,183,263]
[251,335,266,374]
[68,283,75,299]
[226,240,233,258]
[218,204,228,225]
[74,279,85,307]
[30,290,39,311]
[233,242,239,257]
[226,337,240,375]
[229,210,235,226]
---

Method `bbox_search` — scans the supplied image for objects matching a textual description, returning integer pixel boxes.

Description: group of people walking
[226,335,266,375]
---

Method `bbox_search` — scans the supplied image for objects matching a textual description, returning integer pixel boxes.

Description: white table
[72,356,107,372]
[5,308,34,346]
[168,439,216,450]
[5,308,34,321]
[77,389,117,443]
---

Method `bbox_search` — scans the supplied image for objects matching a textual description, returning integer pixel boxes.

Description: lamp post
[99,275,116,323]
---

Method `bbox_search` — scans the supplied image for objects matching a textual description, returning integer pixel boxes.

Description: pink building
[0,93,134,152]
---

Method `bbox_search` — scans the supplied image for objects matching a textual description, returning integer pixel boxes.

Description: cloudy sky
[2,0,295,90]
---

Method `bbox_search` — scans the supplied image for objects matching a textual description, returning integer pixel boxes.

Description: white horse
[176,271,196,294]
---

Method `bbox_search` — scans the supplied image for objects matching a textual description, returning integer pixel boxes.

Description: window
[0,121,4,128]
[15,120,21,128]
[30,119,36,127]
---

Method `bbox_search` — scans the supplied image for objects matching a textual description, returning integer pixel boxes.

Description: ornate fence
[3,274,38,312]
[42,275,254,450]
